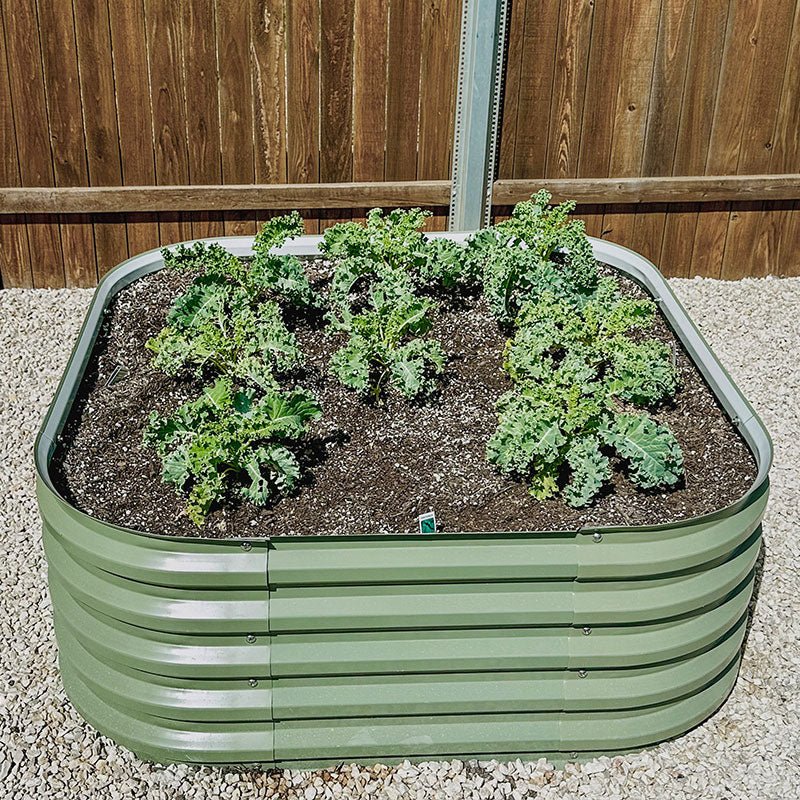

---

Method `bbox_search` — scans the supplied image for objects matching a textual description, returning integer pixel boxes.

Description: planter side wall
[35,236,772,766]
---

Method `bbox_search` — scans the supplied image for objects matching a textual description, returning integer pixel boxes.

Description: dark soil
[51,260,758,538]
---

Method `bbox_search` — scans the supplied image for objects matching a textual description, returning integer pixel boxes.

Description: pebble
[1,279,799,799]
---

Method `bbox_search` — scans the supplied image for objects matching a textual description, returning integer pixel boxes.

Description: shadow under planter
[35,235,772,768]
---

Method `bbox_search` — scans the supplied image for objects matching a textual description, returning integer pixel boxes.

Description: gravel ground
[1,278,798,799]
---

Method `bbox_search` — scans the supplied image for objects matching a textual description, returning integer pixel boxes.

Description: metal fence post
[448,0,510,231]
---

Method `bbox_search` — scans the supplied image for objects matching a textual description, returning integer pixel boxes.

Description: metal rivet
[578,669,588,678]
[246,634,256,644]
[571,751,579,759]
[592,532,603,543]
[582,626,592,636]
[248,678,258,688]
[241,542,253,551]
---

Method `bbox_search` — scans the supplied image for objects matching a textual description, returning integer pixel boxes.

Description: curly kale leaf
[251,212,316,306]
[143,378,321,525]
[486,255,683,505]
[486,390,566,500]
[329,295,444,400]
[563,435,612,507]
[604,337,679,406]
[466,190,600,322]
[600,412,684,490]
[161,241,246,283]
[147,290,301,390]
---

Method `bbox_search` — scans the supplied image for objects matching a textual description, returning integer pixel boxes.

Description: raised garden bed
[36,210,771,767]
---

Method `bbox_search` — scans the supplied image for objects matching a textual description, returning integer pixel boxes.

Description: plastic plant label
[418,511,437,534]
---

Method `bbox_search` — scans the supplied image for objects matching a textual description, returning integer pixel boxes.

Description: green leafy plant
[485,196,684,507]
[464,189,599,323]
[321,208,478,328]
[329,294,445,401]
[143,378,321,525]
[320,208,460,400]
[147,287,301,390]
[145,214,321,525]
[161,212,315,306]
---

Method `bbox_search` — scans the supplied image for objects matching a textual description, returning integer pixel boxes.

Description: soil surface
[51,260,758,538]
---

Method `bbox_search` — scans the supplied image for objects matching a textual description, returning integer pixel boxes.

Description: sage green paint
[34,236,772,767]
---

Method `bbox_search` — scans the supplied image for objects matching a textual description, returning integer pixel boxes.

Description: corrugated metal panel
[34,236,772,766]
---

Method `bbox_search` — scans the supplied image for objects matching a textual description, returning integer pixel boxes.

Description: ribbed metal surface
[34,235,772,766]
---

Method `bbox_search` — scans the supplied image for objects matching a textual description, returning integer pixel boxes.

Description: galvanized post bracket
[449,0,510,231]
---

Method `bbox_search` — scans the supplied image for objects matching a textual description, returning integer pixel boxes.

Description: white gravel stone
[1,278,799,799]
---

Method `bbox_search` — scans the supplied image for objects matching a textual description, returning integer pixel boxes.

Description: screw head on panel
[241,542,253,551]
[592,532,603,543]
[582,627,592,636]
[248,679,258,688]
[246,634,256,644]
[578,669,588,678]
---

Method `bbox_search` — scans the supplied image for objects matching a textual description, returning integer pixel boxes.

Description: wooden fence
[1,0,799,287]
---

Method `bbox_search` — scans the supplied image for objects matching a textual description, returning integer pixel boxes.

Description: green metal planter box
[35,235,772,768]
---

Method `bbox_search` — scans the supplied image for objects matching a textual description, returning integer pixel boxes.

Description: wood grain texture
[144,0,192,247]
[546,0,594,179]
[635,0,695,274]
[108,0,161,258]
[74,0,128,275]
[602,0,662,250]
[320,0,355,230]
[385,0,422,181]
[37,0,96,286]
[720,0,795,278]
[352,0,389,223]
[0,0,32,287]
[2,0,63,287]
[215,0,257,235]
[286,0,321,233]
[418,0,460,230]
[496,0,526,180]
[510,0,562,181]
[251,0,288,230]
[662,0,729,277]
[773,1,800,275]
[183,0,224,239]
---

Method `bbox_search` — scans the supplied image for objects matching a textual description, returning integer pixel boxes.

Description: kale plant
[464,189,599,323]
[143,378,321,525]
[146,288,301,391]
[320,208,460,400]
[162,212,316,306]
[329,294,445,401]
[485,197,684,507]
[144,214,321,524]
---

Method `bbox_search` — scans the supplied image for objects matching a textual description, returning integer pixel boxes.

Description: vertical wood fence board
[721,0,795,278]
[286,0,321,233]
[385,0,423,181]
[3,0,63,287]
[37,0,96,287]
[576,0,628,236]
[251,0,288,230]
[215,0,257,236]
[508,0,561,183]
[182,0,224,240]
[496,0,525,181]
[0,0,32,287]
[74,0,128,276]
[145,0,192,247]
[662,0,728,277]
[773,1,800,275]
[546,0,594,180]
[108,0,161,260]
[319,0,355,231]
[418,0,460,231]
[601,0,662,250]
